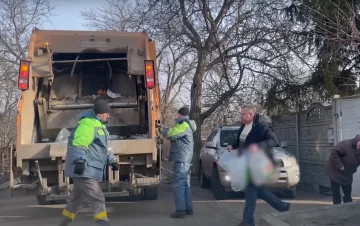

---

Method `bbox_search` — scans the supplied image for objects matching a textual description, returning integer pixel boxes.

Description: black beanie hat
[178,107,190,116]
[94,99,111,114]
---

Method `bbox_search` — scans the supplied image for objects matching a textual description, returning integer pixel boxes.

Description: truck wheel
[143,187,158,200]
[284,188,296,199]
[211,167,228,200]
[129,188,143,200]
[36,194,51,205]
[199,164,211,189]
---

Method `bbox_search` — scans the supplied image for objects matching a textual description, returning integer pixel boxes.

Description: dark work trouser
[59,178,110,226]
[242,183,288,226]
[173,162,193,211]
[330,179,352,205]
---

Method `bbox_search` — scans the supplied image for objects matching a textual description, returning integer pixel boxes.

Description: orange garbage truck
[12,29,162,204]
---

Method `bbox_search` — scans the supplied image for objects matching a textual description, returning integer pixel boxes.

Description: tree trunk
[191,122,203,177]
[190,53,206,176]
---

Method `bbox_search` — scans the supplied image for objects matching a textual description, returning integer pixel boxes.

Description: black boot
[170,211,186,218]
[237,222,250,226]
[343,196,353,203]
[279,202,291,212]
[186,210,193,215]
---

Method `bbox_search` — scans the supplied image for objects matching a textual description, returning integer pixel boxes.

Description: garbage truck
[12,29,162,204]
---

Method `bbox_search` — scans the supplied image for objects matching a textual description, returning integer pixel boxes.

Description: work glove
[73,162,85,175]
[111,162,120,171]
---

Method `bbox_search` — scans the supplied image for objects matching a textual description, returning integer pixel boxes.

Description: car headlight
[283,157,297,167]
[225,175,231,181]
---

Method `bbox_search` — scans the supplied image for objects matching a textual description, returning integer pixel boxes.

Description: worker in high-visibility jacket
[162,106,197,218]
[59,99,119,226]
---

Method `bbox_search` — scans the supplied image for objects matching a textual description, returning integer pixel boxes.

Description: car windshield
[220,129,238,147]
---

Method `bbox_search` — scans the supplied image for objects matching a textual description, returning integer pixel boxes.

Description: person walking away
[162,106,197,218]
[59,99,120,226]
[227,105,290,226]
[325,134,360,204]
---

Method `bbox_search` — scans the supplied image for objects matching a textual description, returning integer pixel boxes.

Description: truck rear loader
[12,29,162,204]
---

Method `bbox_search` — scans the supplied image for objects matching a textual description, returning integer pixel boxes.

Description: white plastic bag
[248,150,275,186]
[55,128,71,143]
[218,149,238,171]
[218,150,250,192]
[227,154,249,192]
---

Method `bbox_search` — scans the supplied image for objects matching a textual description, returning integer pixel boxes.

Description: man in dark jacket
[162,107,197,219]
[227,105,290,226]
[325,134,360,204]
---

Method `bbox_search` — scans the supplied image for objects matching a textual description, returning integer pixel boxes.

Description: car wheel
[143,187,159,200]
[284,188,296,199]
[199,164,211,189]
[211,167,228,200]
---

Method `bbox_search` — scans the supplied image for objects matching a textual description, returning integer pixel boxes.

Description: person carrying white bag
[226,105,290,226]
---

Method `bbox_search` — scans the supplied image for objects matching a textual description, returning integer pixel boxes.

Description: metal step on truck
[11,29,162,204]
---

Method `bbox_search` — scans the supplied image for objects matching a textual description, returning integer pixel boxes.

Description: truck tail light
[18,60,31,91]
[144,60,155,89]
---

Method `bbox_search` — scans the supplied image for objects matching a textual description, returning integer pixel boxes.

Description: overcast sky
[43,0,101,30]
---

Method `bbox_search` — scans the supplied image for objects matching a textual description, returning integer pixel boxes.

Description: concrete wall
[272,103,333,193]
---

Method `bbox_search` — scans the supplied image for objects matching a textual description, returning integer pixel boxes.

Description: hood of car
[273,147,294,159]
[214,146,295,161]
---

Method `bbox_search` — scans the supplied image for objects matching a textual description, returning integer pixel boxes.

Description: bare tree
[159,44,197,125]
[288,1,360,47]
[283,1,360,100]
[0,0,54,157]
[167,0,308,173]
[0,63,17,151]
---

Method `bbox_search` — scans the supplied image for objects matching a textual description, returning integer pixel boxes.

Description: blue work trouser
[243,183,288,226]
[173,162,193,211]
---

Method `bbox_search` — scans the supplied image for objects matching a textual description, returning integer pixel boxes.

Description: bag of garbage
[55,128,71,143]
[218,150,251,192]
[248,149,275,186]
[227,154,250,192]
[218,149,239,171]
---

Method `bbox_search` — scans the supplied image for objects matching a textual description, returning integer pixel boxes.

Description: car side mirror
[205,141,217,149]
[280,140,288,148]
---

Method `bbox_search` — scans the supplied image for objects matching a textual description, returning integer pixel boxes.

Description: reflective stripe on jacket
[65,109,116,181]
[162,116,197,163]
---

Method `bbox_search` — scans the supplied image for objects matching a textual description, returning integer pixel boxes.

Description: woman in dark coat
[325,134,360,204]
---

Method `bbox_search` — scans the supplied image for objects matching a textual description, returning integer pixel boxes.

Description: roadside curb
[259,200,360,226]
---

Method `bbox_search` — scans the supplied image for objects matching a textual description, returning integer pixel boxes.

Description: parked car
[199,125,300,200]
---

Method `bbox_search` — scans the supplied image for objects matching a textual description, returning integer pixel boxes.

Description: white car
[199,125,300,200]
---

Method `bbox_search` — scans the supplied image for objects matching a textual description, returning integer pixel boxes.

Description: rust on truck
[14,29,162,204]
